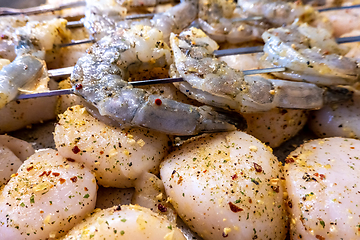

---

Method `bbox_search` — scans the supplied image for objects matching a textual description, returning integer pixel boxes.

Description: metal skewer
[16,67,286,100]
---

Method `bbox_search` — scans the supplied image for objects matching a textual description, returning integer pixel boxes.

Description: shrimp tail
[323,86,354,105]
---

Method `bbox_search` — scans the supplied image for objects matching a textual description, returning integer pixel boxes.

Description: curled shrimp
[197,0,270,44]
[261,23,360,85]
[83,0,198,41]
[70,25,241,135]
[169,27,353,113]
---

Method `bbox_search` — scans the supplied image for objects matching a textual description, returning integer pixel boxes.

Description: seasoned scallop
[54,105,171,188]
[61,205,186,240]
[0,149,97,239]
[160,131,287,240]
[284,137,360,239]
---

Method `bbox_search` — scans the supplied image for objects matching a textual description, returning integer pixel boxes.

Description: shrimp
[0,17,71,62]
[261,23,360,85]
[160,130,288,240]
[83,0,198,41]
[70,25,241,135]
[237,0,331,30]
[170,27,352,113]
[0,149,97,239]
[60,205,186,239]
[285,137,360,239]
[0,54,49,109]
[197,0,271,44]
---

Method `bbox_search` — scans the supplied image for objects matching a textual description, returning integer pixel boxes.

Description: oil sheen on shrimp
[197,0,270,44]
[160,130,288,240]
[261,23,360,85]
[170,27,351,113]
[285,137,360,239]
[0,149,97,239]
[71,25,238,135]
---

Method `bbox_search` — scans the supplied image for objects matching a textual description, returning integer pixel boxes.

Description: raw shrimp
[0,149,97,239]
[54,105,171,188]
[0,54,49,109]
[237,0,331,30]
[197,0,271,44]
[83,0,198,41]
[261,23,360,85]
[0,17,71,62]
[285,137,360,239]
[70,25,241,135]
[60,205,186,240]
[160,130,288,240]
[170,27,352,113]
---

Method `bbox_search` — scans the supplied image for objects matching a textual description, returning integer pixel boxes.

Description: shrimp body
[0,149,97,239]
[170,27,350,113]
[261,23,360,85]
[71,25,238,135]
[0,55,49,109]
[198,0,270,44]
[84,0,198,41]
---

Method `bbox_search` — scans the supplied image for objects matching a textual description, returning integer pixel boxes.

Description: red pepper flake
[75,84,83,90]
[154,98,162,106]
[231,174,238,180]
[46,171,52,176]
[39,171,47,177]
[285,157,295,164]
[59,178,66,184]
[320,174,326,180]
[314,173,319,177]
[115,205,121,211]
[72,146,81,154]
[228,202,243,213]
[84,187,88,191]
[253,163,262,173]
[315,235,325,240]
[52,172,60,177]
[351,147,355,149]
[203,170,207,173]
[99,151,104,155]
[177,176,183,185]
[158,204,167,212]
[40,210,44,214]
[26,166,34,172]
[70,176,78,183]
[249,198,252,203]
[66,158,75,162]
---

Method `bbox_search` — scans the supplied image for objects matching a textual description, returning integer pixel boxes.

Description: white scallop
[308,94,360,139]
[0,149,97,239]
[61,205,186,240]
[54,105,171,188]
[160,131,287,240]
[284,137,360,239]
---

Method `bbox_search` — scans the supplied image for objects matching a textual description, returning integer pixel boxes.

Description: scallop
[0,149,97,239]
[160,131,287,240]
[54,105,171,188]
[284,137,360,239]
[60,205,186,240]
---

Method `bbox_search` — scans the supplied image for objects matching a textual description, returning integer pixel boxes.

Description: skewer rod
[16,67,286,100]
